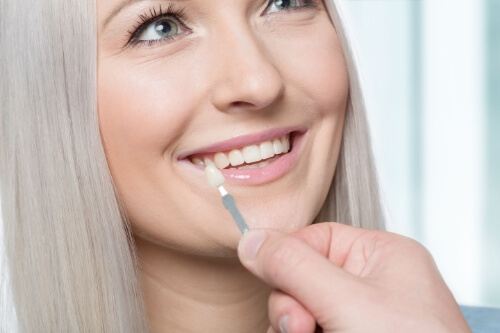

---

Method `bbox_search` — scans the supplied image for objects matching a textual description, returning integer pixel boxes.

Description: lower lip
[178,131,307,186]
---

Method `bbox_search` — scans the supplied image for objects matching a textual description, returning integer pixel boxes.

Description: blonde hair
[0,0,384,331]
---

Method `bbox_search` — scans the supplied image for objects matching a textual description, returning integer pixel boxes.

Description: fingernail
[239,229,267,261]
[279,315,289,333]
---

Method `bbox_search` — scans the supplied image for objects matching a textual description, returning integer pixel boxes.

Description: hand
[237,222,472,333]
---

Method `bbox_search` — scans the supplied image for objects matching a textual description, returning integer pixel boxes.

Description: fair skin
[237,224,472,332]
[98,0,345,332]
[97,0,471,332]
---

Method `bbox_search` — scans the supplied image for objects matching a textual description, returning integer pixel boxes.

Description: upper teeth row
[191,134,291,169]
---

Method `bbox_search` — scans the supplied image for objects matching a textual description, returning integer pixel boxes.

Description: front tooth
[213,152,230,169]
[228,149,245,166]
[259,141,275,159]
[242,145,261,164]
[281,135,290,153]
[272,139,284,154]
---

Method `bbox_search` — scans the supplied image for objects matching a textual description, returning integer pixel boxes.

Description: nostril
[232,101,249,107]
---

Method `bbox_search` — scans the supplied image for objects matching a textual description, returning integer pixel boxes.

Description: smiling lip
[176,125,309,186]
[176,125,307,160]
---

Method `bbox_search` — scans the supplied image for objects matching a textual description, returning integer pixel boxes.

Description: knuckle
[378,232,431,257]
[403,237,433,258]
[393,236,438,268]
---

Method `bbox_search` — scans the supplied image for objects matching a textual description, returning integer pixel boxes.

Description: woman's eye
[265,0,316,14]
[134,17,184,44]
[127,0,318,48]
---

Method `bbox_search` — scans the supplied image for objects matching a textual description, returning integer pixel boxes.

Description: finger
[290,222,402,276]
[237,227,361,321]
[289,222,376,267]
[268,289,316,333]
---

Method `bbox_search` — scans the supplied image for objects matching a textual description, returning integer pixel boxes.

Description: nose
[208,20,285,114]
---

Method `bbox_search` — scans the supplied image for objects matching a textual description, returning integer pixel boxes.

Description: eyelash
[125,3,188,48]
[124,0,319,49]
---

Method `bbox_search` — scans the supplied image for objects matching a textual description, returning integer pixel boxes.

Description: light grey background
[342,0,499,307]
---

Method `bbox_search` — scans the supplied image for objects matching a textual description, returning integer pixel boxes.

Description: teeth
[281,136,290,153]
[190,134,292,170]
[242,145,261,164]
[272,139,284,154]
[237,159,274,170]
[192,157,204,166]
[260,141,275,159]
[228,149,245,166]
[213,152,230,169]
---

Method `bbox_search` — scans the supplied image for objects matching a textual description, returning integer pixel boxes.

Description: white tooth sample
[272,138,284,155]
[242,145,261,164]
[259,141,275,159]
[203,157,215,168]
[192,157,204,166]
[228,149,245,166]
[281,135,290,153]
[213,152,230,169]
[204,162,225,188]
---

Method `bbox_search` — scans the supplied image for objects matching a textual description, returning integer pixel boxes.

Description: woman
[0,0,473,332]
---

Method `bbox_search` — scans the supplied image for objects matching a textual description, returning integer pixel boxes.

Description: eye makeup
[124,3,190,49]
[122,0,320,49]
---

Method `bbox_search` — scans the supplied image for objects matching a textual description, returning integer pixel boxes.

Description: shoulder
[460,305,500,333]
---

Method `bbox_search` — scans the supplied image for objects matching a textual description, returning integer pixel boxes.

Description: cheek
[266,19,349,215]
[97,59,198,225]
[95,14,350,250]
[268,20,349,116]
[307,42,349,114]
[98,63,189,157]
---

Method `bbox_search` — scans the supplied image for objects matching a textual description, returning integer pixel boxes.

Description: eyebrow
[102,0,188,30]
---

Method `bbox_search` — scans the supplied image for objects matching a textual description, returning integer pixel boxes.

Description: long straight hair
[0,0,384,331]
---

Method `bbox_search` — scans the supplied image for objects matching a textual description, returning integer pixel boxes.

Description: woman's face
[97,0,348,256]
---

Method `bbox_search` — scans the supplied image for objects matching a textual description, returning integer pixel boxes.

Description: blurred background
[341,0,499,308]
[1,1,499,327]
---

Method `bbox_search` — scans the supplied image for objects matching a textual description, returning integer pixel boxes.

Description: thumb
[237,227,359,321]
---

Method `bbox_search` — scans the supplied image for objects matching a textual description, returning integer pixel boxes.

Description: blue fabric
[460,305,500,333]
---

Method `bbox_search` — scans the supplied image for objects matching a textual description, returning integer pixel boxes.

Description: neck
[135,236,271,333]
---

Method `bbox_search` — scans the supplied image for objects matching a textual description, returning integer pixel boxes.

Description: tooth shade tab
[189,133,293,169]
[204,163,225,188]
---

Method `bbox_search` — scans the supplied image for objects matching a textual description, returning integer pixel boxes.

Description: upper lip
[176,125,307,160]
